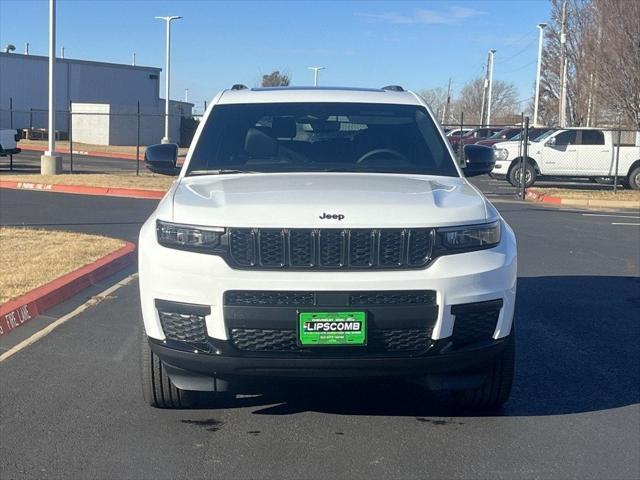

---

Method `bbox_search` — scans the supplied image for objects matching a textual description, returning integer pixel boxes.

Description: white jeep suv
[139,86,517,410]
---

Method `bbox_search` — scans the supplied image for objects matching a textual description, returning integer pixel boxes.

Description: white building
[0,52,193,145]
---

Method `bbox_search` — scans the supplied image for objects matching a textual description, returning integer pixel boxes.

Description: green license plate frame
[298,311,367,346]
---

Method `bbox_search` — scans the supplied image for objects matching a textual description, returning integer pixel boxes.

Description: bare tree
[539,0,599,127]
[454,77,520,124]
[593,0,640,127]
[261,71,291,87]
[418,87,449,119]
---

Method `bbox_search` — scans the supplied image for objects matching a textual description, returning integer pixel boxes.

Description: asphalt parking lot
[0,176,638,479]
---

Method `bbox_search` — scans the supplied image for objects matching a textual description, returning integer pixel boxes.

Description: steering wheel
[356,148,409,164]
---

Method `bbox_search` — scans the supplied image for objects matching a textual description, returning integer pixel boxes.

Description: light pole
[533,23,547,127]
[155,15,182,143]
[486,49,496,127]
[308,66,326,86]
[41,0,62,174]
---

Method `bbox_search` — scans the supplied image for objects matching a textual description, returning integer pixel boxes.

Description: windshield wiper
[188,169,257,176]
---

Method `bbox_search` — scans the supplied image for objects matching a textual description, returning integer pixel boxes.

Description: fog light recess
[155,300,210,343]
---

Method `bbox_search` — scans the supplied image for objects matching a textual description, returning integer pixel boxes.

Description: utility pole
[60,46,65,58]
[480,52,491,126]
[308,66,326,86]
[155,15,182,143]
[486,49,496,127]
[442,77,452,124]
[559,0,568,127]
[184,88,189,103]
[24,42,29,55]
[41,0,62,174]
[132,52,136,66]
[533,23,547,127]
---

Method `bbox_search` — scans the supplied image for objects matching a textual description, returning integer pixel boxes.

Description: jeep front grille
[227,228,433,270]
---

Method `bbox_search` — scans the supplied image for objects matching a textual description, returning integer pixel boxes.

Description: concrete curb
[20,145,186,162]
[526,189,640,209]
[0,241,136,336]
[0,180,166,199]
[21,144,141,160]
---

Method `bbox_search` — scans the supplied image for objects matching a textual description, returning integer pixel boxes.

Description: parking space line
[0,273,137,363]
[611,222,640,226]
[582,213,640,219]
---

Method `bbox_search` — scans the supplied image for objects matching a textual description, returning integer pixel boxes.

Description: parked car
[139,85,517,410]
[492,127,640,189]
[449,127,504,151]
[0,129,21,156]
[476,128,523,148]
[445,127,473,137]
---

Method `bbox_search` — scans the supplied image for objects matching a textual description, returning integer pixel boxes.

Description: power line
[501,59,537,74]
[495,37,538,65]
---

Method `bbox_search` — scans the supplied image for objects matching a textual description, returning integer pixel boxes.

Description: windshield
[510,128,555,141]
[187,102,459,177]
[531,129,556,141]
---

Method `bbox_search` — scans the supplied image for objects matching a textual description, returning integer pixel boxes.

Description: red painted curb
[0,180,166,199]
[525,189,563,204]
[0,241,136,336]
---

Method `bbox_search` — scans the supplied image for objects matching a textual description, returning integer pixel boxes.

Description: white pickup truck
[0,129,21,156]
[491,127,640,189]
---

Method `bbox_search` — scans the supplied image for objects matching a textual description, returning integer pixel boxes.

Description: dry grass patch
[0,227,124,304]
[1,173,174,191]
[533,187,640,201]
[21,139,189,157]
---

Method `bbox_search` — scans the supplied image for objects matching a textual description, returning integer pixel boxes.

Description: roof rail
[382,85,404,92]
[231,84,248,90]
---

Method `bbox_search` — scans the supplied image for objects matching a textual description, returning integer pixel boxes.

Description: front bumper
[149,333,510,381]
[139,218,517,343]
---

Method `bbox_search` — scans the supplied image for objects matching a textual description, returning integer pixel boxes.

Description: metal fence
[2,104,638,194]
[1,103,198,175]
[442,112,640,194]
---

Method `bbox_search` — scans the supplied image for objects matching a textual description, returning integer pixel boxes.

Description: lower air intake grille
[229,328,431,353]
[224,290,437,307]
[224,291,315,307]
[349,291,436,306]
[158,311,207,343]
[451,308,500,347]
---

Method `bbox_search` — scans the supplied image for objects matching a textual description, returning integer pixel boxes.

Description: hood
[171,173,490,228]
[494,138,544,149]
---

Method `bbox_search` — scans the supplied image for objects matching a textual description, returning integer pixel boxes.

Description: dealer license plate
[298,311,367,346]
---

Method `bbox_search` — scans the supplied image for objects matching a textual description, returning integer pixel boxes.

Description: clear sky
[0,0,550,112]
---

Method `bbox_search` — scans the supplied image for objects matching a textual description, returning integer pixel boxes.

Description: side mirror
[462,144,495,177]
[546,136,556,147]
[145,143,180,176]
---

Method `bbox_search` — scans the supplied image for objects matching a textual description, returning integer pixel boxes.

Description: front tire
[628,165,640,190]
[141,334,195,408]
[452,333,515,410]
[508,162,537,188]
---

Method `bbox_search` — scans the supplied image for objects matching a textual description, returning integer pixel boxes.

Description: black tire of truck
[140,333,196,409]
[628,165,640,190]
[507,162,537,188]
[452,332,515,410]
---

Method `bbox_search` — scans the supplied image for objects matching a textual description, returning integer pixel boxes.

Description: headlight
[434,221,501,254]
[494,148,509,161]
[156,220,225,253]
